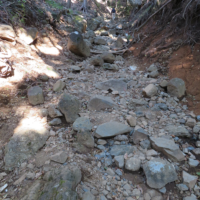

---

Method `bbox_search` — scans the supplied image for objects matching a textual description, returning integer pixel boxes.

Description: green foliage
[45,0,63,10]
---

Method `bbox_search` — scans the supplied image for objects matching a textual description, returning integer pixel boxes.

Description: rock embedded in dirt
[67,31,90,57]
[149,70,159,78]
[128,98,148,110]
[182,171,198,189]
[53,79,65,92]
[185,118,196,128]
[58,93,80,123]
[72,117,93,131]
[0,24,16,42]
[27,86,44,105]
[176,184,189,191]
[88,95,116,111]
[87,18,101,31]
[101,53,115,64]
[95,121,132,138]
[147,63,158,72]
[4,122,49,171]
[103,63,119,71]
[160,80,168,88]
[49,118,62,125]
[48,104,62,118]
[95,79,127,91]
[143,84,158,97]
[167,78,186,98]
[165,125,190,137]
[90,56,104,66]
[126,115,136,127]
[132,127,149,144]
[17,27,38,45]
[50,151,68,164]
[82,191,95,200]
[143,158,177,189]
[150,137,185,162]
[125,157,141,171]
[94,37,107,45]
[114,155,124,168]
[110,145,137,156]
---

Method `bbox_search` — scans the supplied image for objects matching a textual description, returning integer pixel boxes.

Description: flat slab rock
[95,79,127,92]
[150,137,185,162]
[165,125,190,137]
[95,121,132,138]
[143,158,177,189]
[110,145,137,156]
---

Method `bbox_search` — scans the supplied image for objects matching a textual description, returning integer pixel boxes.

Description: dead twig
[183,0,193,18]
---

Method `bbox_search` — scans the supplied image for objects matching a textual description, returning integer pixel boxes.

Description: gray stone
[128,99,148,110]
[88,95,116,111]
[103,63,118,71]
[49,118,62,126]
[147,64,158,72]
[115,37,124,48]
[84,30,96,39]
[37,167,81,200]
[165,125,190,137]
[188,158,199,167]
[125,157,141,171]
[114,155,124,168]
[182,171,198,189]
[101,53,115,64]
[90,56,104,66]
[94,37,107,45]
[183,194,197,200]
[100,195,107,200]
[97,139,107,145]
[67,31,90,57]
[0,24,16,42]
[114,135,128,141]
[140,139,151,149]
[4,123,49,171]
[149,71,159,78]
[70,65,81,72]
[115,169,122,176]
[186,118,196,128]
[73,117,92,131]
[48,105,62,118]
[27,86,44,105]
[82,191,95,200]
[132,127,149,144]
[176,183,189,191]
[58,93,80,123]
[95,122,132,138]
[160,80,168,88]
[143,84,158,98]
[193,126,200,133]
[100,31,109,36]
[110,145,137,156]
[87,18,101,31]
[53,80,65,92]
[126,115,136,127]
[193,148,200,154]
[143,158,177,189]
[167,78,186,98]
[95,79,127,91]
[50,151,68,164]
[150,137,185,162]
[107,168,115,176]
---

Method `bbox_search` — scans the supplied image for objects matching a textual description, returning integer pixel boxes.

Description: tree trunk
[81,0,87,12]
[67,0,71,8]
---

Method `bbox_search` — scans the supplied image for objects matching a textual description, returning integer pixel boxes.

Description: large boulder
[67,31,90,57]
[150,137,185,162]
[87,18,101,31]
[17,27,38,44]
[22,167,82,200]
[27,86,44,105]
[95,121,132,138]
[0,24,16,42]
[167,78,186,98]
[58,93,80,123]
[101,53,115,63]
[143,158,178,189]
[95,79,127,91]
[4,120,49,171]
[88,95,117,111]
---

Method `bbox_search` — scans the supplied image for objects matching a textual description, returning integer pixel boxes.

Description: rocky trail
[0,1,200,200]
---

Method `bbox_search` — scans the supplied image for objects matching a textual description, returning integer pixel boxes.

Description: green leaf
[196,172,200,176]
